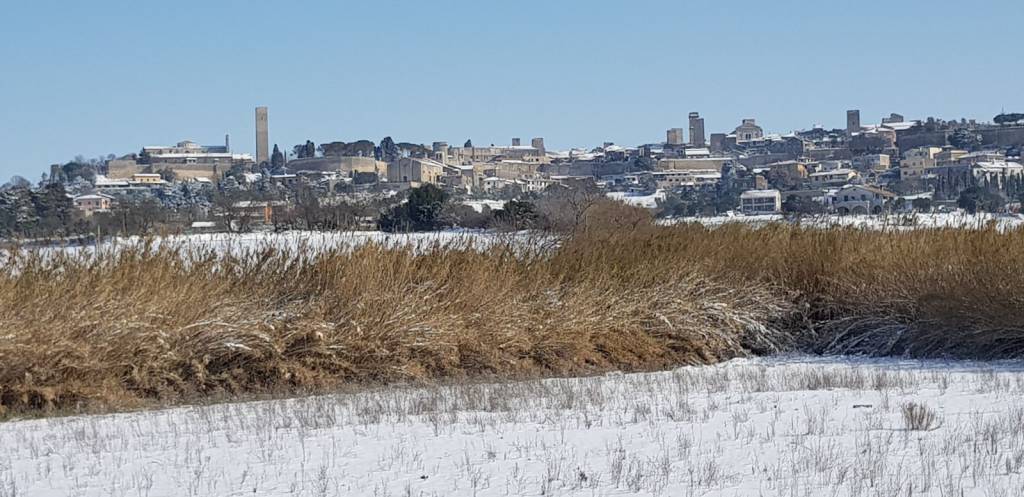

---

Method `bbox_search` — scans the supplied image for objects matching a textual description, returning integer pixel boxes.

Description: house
[480,176,517,194]
[739,189,782,215]
[808,168,859,188]
[387,157,445,186]
[270,174,299,188]
[657,157,735,172]
[520,175,556,193]
[651,169,720,190]
[230,200,290,225]
[935,148,968,166]
[852,154,891,172]
[900,147,942,179]
[826,185,896,215]
[73,193,114,216]
[130,173,165,185]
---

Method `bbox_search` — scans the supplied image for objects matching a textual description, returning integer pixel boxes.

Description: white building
[825,185,896,215]
[650,169,720,190]
[739,189,782,215]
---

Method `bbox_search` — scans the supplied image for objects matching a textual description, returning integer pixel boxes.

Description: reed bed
[1,221,1022,415]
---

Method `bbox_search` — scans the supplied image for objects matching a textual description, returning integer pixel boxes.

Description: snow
[28,230,535,261]
[607,191,666,209]
[5,355,1024,496]
[462,199,506,213]
[668,212,1024,231]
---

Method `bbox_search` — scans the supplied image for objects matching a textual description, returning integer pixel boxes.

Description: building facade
[255,106,269,165]
[740,189,782,214]
[689,112,706,147]
[733,119,764,143]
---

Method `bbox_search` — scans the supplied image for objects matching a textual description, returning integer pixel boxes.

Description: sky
[1,0,1022,181]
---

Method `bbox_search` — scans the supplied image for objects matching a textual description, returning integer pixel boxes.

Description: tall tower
[531,137,545,154]
[667,128,684,146]
[846,109,861,136]
[688,112,706,147]
[255,106,269,165]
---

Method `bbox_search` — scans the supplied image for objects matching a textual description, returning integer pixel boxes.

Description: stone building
[446,140,546,165]
[387,157,445,186]
[255,107,269,165]
[846,110,861,136]
[852,154,891,172]
[666,128,685,146]
[286,156,387,178]
[688,112,706,147]
[657,157,736,172]
[900,146,942,180]
[109,140,254,181]
[733,119,764,143]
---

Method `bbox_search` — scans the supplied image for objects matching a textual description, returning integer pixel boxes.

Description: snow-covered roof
[74,194,113,201]
[809,168,856,177]
[94,175,129,187]
[740,189,781,199]
[880,121,920,132]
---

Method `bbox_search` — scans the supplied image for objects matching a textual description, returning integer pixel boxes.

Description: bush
[492,199,539,231]
[442,203,492,229]
[957,187,1004,214]
[901,402,940,431]
[379,184,450,232]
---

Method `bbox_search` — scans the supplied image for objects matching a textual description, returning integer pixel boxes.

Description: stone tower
[688,112,706,147]
[846,109,861,136]
[531,137,545,154]
[666,128,684,146]
[255,106,269,165]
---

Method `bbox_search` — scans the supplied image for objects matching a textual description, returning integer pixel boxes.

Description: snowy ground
[5,356,1024,496]
[606,191,667,209]
[669,211,1024,231]
[25,230,544,260]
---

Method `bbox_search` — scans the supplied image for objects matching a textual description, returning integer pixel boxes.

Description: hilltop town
[4,107,1024,238]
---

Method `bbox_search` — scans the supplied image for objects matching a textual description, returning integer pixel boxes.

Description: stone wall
[107,159,143,179]
[979,126,1024,148]
[896,130,948,152]
[149,163,220,181]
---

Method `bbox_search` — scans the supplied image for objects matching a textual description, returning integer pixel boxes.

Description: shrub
[901,402,940,431]
[379,184,450,232]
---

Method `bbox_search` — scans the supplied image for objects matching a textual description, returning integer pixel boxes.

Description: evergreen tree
[271,144,285,169]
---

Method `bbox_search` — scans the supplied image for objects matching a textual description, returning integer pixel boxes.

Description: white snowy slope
[5,356,1024,496]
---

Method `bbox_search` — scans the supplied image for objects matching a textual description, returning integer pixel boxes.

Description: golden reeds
[1,221,1022,415]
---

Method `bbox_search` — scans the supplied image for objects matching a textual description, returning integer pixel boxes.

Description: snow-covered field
[6,356,1024,496]
[672,211,1024,231]
[29,229,543,259]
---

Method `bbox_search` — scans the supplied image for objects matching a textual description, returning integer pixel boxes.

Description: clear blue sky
[1,0,1021,181]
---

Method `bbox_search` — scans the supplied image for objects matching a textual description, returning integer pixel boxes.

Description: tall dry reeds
[0,235,791,415]
[1,220,1023,415]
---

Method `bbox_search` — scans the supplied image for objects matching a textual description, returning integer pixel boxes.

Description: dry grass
[0,233,791,415]
[1,219,1023,415]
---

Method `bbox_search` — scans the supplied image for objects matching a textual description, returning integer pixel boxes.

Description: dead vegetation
[1,218,1023,415]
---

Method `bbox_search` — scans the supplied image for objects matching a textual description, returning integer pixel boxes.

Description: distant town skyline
[1,0,1022,180]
